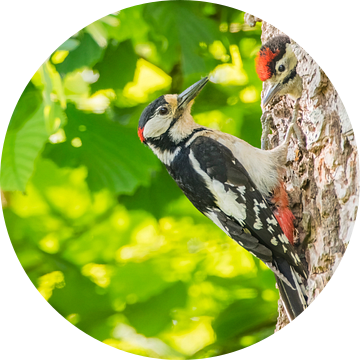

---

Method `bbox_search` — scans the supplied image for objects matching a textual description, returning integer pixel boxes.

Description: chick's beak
[177,77,209,110]
[262,82,283,108]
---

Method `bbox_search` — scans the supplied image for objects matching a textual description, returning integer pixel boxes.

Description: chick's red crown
[255,47,280,81]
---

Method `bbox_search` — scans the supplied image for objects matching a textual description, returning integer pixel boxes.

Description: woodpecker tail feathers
[274,257,308,321]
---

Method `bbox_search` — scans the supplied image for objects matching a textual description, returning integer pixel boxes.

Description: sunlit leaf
[6,81,42,131]
[1,105,48,191]
[57,38,80,52]
[107,6,149,43]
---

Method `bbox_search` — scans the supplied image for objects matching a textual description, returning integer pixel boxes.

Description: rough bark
[246,16,359,329]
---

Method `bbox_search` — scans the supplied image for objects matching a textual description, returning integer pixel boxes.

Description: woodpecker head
[138,77,208,146]
[255,35,303,107]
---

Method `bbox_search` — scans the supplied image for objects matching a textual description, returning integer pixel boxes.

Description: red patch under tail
[272,183,295,245]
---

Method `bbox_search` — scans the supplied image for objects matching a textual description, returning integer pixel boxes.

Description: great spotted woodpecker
[256,35,303,108]
[138,77,308,321]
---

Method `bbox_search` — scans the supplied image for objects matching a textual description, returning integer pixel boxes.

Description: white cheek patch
[143,115,172,139]
[273,44,297,83]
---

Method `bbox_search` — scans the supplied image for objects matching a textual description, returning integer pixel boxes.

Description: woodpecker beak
[262,82,282,108]
[177,77,209,110]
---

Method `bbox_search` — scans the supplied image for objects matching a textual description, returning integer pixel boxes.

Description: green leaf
[123,281,187,337]
[7,81,42,131]
[91,40,137,93]
[144,1,219,77]
[55,32,104,74]
[48,262,115,333]
[1,105,48,191]
[106,6,149,43]
[213,297,277,342]
[110,261,172,305]
[43,105,160,194]
[119,166,183,218]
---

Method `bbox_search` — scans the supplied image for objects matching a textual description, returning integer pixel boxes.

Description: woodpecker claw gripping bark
[138,76,308,321]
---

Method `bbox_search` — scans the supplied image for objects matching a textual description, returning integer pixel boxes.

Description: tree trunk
[248,18,359,329]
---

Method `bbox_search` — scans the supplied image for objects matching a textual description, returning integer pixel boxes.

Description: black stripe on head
[282,67,297,85]
[138,95,167,129]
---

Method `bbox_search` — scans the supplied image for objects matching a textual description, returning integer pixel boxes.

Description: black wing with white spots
[189,136,307,279]
[188,136,308,319]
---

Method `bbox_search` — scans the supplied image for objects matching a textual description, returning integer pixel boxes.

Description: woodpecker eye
[159,107,169,115]
[278,64,285,72]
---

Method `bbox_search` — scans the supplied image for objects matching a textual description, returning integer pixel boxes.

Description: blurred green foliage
[1,1,279,358]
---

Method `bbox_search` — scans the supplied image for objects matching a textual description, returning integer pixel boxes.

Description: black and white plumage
[138,77,308,320]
